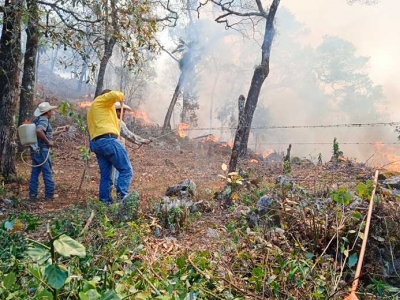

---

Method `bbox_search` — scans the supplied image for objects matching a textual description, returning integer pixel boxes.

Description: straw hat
[34,102,58,117]
[115,102,132,111]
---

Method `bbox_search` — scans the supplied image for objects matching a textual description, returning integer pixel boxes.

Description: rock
[166,179,196,198]
[3,199,13,206]
[206,228,219,239]
[154,227,161,238]
[275,175,295,191]
[247,211,259,228]
[379,171,400,181]
[257,195,274,216]
[383,176,400,190]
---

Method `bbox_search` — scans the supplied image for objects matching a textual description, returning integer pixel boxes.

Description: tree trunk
[209,71,220,129]
[0,0,22,179]
[95,38,116,97]
[238,0,280,157]
[228,95,246,172]
[19,0,39,126]
[162,74,183,133]
[50,45,59,74]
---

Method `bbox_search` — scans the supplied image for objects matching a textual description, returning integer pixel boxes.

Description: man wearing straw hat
[29,102,70,201]
[111,102,151,187]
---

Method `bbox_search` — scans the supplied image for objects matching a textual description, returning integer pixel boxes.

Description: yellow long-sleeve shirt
[87,91,124,140]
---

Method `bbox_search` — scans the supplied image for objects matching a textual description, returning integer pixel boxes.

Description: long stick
[347,170,379,297]
[113,101,125,185]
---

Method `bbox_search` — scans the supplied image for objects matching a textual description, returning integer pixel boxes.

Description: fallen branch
[79,210,95,237]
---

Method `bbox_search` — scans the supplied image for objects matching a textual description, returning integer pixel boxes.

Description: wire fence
[179,121,400,131]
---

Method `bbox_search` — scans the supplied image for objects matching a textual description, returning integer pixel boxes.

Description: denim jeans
[29,149,54,200]
[90,137,133,203]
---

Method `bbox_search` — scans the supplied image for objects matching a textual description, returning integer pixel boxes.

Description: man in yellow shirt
[87,89,133,204]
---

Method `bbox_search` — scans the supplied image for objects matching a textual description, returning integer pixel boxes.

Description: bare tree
[198,0,280,166]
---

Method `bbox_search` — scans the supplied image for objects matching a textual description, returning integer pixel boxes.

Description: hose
[20,147,51,167]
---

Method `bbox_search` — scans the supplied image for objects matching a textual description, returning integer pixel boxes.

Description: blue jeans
[29,149,54,200]
[90,137,133,203]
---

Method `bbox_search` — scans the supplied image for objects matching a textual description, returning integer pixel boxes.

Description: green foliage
[333,137,339,157]
[78,145,92,161]
[356,180,374,200]
[283,160,291,175]
[0,223,27,273]
[331,187,352,205]
[367,278,400,296]
[59,101,88,134]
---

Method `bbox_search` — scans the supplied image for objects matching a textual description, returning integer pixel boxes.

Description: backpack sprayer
[17,121,50,167]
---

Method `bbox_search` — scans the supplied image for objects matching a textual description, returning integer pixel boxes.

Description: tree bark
[228,95,246,172]
[238,0,280,157]
[162,74,183,133]
[19,0,39,126]
[94,0,118,97]
[94,38,116,97]
[0,0,22,179]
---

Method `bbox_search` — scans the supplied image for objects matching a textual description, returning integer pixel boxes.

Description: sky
[284,0,400,119]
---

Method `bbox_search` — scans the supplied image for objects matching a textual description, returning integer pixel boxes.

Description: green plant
[367,278,400,296]
[356,180,375,201]
[333,137,340,158]
[25,224,86,299]
[0,224,27,273]
[331,187,352,205]
[283,160,291,175]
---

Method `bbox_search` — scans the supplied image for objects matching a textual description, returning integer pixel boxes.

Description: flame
[125,110,152,124]
[250,159,259,163]
[78,101,92,108]
[177,123,190,138]
[218,139,234,148]
[205,135,218,142]
[262,149,275,159]
[373,141,400,171]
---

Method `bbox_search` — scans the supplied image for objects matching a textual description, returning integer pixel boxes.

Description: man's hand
[47,141,55,147]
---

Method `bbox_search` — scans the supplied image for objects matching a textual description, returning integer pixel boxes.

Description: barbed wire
[179,121,400,131]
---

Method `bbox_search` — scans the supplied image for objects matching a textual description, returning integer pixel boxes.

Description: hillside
[1,92,400,299]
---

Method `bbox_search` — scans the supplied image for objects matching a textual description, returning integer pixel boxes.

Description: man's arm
[96,91,124,107]
[53,125,70,137]
[119,120,151,145]
[36,129,54,147]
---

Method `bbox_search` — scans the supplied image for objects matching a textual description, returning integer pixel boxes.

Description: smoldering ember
[1,0,400,299]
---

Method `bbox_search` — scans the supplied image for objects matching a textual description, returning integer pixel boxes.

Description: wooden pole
[344,170,379,300]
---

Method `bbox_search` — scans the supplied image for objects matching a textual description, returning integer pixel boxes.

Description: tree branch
[37,0,102,24]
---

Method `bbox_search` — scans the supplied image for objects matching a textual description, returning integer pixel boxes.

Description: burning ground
[2,102,400,299]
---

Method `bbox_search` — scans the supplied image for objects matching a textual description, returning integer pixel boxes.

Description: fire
[219,139,234,149]
[177,123,190,138]
[372,141,400,171]
[262,149,275,159]
[125,110,152,124]
[250,159,259,163]
[78,101,92,108]
[205,135,218,142]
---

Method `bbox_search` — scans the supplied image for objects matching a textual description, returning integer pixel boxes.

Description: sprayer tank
[18,123,37,146]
